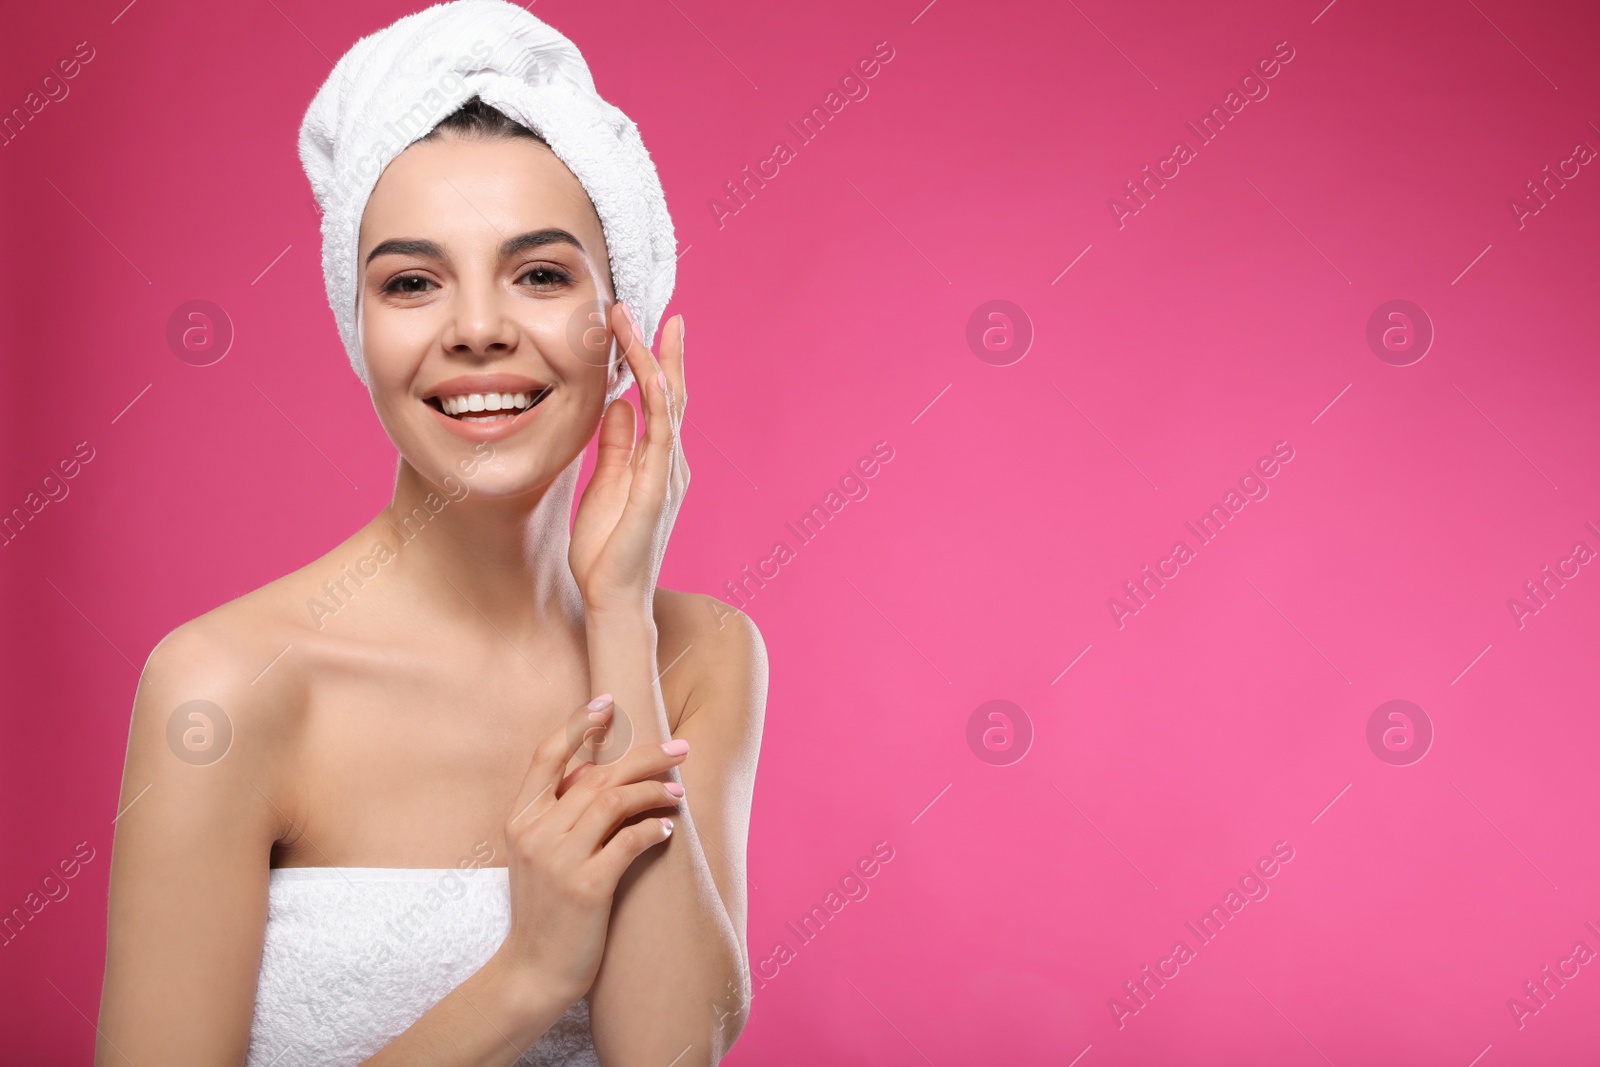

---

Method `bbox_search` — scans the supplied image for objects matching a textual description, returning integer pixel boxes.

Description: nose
[441,281,519,360]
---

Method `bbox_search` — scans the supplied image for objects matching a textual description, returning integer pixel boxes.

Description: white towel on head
[297,0,676,403]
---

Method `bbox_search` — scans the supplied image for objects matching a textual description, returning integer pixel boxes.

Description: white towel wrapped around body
[246,866,599,1066]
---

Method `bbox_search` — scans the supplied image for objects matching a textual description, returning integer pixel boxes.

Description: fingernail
[664,781,685,798]
[657,370,668,394]
[660,817,674,835]
[660,738,690,756]
[587,694,613,711]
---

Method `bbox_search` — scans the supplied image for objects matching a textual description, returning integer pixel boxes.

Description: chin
[447,458,567,502]
[401,430,584,506]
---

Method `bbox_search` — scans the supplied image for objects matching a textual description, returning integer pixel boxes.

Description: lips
[422,374,554,440]
[431,387,552,422]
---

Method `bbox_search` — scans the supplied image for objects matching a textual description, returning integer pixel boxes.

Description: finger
[568,779,684,853]
[614,301,672,460]
[631,320,675,494]
[589,814,675,887]
[594,395,636,474]
[666,315,689,487]
[556,749,598,797]
[575,397,635,540]
[666,314,686,434]
[611,300,650,408]
[605,303,676,538]
[551,735,690,833]
[559,752,596,789]
[608,301,653,473]
[508,696,614,825]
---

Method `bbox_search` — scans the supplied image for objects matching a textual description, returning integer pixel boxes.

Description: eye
[518,264,573,289]
[380,273,436,295]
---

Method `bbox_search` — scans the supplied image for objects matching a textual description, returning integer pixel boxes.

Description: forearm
[584,611,750,1064]
[360,949,577,1067]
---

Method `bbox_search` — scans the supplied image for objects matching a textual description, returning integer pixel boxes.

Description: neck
[373,455,587,642]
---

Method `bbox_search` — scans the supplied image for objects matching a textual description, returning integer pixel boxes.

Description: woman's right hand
[495,694,687,1006]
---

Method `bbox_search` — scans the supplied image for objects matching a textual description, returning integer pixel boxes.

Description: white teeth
[436,389,542,418]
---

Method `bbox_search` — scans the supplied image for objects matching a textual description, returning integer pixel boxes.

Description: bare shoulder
[124,529,383,819]
[123,572,327,845]
[137,560,330,731]
[100,558,337,1058]
[143,589,309,709]
[652,589,769,726]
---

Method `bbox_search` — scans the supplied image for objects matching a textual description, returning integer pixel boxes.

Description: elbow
[709,961,754,1060]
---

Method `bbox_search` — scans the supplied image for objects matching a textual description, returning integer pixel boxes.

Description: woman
[95,3,766,1064]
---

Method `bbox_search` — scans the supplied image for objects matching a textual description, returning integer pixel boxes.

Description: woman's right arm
[97,622,296,1063]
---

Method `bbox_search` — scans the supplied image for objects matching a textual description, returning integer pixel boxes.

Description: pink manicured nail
[656,370,668,394]
[660,817,674,835]
[661,738,690,756]
[587,694,613,711]
[618,301,644,345]
[664,781,685,798]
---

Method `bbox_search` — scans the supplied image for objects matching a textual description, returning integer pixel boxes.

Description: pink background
[5,0,1600,1062]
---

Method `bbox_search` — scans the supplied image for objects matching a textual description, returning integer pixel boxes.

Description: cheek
[362,299,438,371]
[363,349,422,424]
[546,299,617,379]
[359,337,430,450]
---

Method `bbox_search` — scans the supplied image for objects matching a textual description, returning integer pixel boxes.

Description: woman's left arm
[569,306,766,1064]
[584,600,766,1065]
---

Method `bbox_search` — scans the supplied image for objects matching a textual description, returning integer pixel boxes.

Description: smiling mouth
[426,386,554,423]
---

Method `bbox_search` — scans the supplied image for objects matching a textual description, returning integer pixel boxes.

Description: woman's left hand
[569,302,688,620]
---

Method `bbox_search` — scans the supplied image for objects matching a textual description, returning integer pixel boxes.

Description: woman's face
[356,133,617,498]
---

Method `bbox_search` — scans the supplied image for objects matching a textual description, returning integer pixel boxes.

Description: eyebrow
[364,228,587,267]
